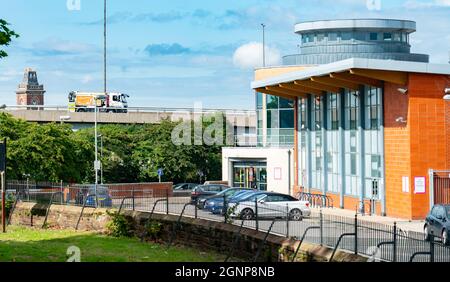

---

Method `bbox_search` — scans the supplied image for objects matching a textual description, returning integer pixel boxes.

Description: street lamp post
[261,23,266,67]
[94,98,99,207]
[98,134,104,184]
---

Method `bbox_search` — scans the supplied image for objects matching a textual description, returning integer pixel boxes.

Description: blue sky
[0,0,449,109]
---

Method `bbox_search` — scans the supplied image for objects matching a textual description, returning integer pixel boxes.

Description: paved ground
[312,207,426,233]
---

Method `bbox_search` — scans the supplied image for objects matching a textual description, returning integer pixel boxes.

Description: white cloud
[232,42,282,69]
[81,75,94,84]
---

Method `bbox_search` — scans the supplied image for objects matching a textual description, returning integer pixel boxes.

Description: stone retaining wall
[8,202,367,262]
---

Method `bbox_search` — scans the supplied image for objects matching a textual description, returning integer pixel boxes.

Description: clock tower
[16,68,45,109]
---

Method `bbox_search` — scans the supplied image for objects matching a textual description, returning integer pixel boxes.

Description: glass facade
[297,86,383,200]
[264,94,294,147]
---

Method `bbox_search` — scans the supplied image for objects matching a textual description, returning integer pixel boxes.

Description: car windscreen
[231,191,253,199]
[88,187,108,195]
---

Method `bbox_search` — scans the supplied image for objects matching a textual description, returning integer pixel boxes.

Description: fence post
[429,169,434,211]
[393,222,397,262]
[132,188,135,211]
[166,189,169,215]
[430,235,435,263]
[195,202,198,219]
[60,180,63,205]
[224,195,228,224]
[286,203,290,238]
[320,210,323,246]
[354,213,358,255]
[255,197,259,232]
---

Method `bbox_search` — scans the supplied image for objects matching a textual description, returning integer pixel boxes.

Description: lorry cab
[108,93,129,113]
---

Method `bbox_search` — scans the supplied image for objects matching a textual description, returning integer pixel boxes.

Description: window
[370,33,378,41]
[317,33,325,43]
[341,32,352,41]
[354,32,366,41]
[383,33,392,41]
[393,33,401,41]
[328,33,338,41]
[256,92,263,109]
[113,95,118,102]
[266,95,279,109]
[279,97,294,109]
[280,110,294,129]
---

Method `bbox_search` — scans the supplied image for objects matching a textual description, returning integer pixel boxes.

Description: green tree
[0,19,19,59]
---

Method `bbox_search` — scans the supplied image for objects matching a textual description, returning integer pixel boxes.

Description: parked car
[228,192,310,221]
[173,183,199,191]
[190,184,229,205]
[204,188,255,212]
[424,204,450,245]
[209,190,258,214]
[84,185,113,207]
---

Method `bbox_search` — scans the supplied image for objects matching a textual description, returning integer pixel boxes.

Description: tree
[0,19,19,59]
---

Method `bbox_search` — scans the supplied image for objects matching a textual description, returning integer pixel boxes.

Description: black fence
[4,185,450,262]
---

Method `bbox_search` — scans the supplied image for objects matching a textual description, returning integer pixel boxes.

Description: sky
[0,0,449,109]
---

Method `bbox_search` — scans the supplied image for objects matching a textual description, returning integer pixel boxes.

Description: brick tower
[16,68,45,108]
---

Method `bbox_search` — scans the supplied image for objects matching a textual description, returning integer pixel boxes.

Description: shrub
[106,210,134,237]
[144,220,162,241]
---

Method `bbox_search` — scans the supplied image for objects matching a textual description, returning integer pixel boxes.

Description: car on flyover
[203,188,256,213]
[424,204,450,245]
[227,191,310,221]
[190,184,230,206]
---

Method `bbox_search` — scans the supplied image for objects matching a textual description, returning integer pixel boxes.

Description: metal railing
[5,185,450,262]
[2,105,256,115]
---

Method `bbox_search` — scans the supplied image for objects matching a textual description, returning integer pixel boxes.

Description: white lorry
[68,91,129,113]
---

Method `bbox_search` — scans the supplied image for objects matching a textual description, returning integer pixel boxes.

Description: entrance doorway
[233,162,267,190]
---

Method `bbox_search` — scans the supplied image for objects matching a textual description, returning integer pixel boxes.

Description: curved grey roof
[295,19,416,34]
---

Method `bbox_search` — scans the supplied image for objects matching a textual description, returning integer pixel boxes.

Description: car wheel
[289,209,303,221]
[424,225,431,241]
[442,229,450,246]
[240,208,254,220]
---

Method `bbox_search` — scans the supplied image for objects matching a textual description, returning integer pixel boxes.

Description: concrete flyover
[1,106,257,134]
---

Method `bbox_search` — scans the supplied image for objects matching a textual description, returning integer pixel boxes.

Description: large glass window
[298,97,308,187]
[326,93,340,193]
[266,95,294,147]
[344,90,360,196]
[311,96,323,190]
[364,87,382,199]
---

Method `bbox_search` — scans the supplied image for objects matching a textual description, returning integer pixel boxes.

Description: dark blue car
[85,185,113,208]
[425,204,450,245]
[206,189,256,214]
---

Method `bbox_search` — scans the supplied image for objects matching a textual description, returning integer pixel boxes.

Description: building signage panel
[414,177,426,194]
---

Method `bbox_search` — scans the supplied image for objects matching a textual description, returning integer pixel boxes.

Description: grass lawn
[0,226,226,262]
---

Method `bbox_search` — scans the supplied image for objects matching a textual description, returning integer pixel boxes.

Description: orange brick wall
[384,82,412,218]
[408,73,450,219]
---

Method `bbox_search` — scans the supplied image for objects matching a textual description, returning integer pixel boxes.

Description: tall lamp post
[261,23,266,67]
[98,134,104,184]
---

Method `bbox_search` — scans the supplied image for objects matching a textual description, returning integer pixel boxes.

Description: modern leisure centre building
[222,19,450,219]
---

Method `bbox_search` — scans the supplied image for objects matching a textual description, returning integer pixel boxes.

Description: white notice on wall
[414,177,426,194]
[402,176,409,193]
[274,167,282,180]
